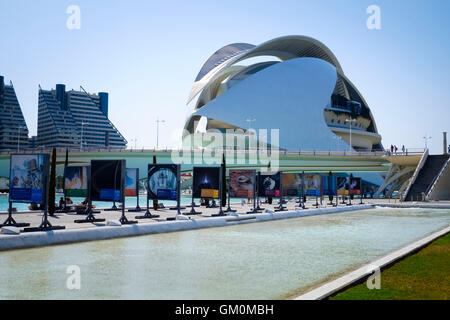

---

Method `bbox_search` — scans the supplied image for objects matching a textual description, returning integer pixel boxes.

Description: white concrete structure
[295,225,450,300]
[184,36,383,152]
[0,204,373,251]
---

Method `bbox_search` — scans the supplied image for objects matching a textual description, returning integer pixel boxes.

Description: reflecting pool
[0,207,449,299]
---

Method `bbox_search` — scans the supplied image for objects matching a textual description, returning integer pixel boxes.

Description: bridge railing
[0,147,426,158]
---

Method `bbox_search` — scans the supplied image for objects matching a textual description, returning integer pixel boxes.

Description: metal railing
[0,146,426,158]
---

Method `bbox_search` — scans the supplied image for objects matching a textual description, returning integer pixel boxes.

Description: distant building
[0,75,29,151]
[37,84,127,149]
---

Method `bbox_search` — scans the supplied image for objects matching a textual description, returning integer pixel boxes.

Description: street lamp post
[423,134,432,150]
[80,121,88,151]
[156,118,165,149]
[245,118,256,131]
[345,119,357,152]
[131,138,137,149]
[245,118,256,149]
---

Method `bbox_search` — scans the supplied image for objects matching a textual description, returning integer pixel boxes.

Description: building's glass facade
[37,84,127,149]
[0,75,29,151]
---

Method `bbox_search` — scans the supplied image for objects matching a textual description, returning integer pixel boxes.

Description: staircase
[404,155,450,201]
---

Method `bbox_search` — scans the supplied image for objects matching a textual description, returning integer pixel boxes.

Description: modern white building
[183,36,383,152]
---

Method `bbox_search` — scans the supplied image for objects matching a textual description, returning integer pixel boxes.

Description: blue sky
[1,0,449,154]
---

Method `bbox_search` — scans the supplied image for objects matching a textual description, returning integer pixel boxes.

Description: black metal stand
[255,196,264,211]
[327,196,335,206]
[186,200,202,215]
[119,216,137,224]
[347,196,353,206]
[104,201,119,211]
[0,215,30,228]
[186,189,201,215]
[129,191,142,212]
[313,196,319,208]
[225,206,236,213]
[301,194,308,209]
[247,181,261,214]
[274,202,287,212]
[136,196,159,219]
[23,218,65,232]
[119,196,137,224]
[211,170,227,217]
[211,204,226,216]
[128,205,142,212]
[0,202,30,227]
[275,181,287,212]
[224,187,236,213]
[300,172,307,210]
[24,203,65,232]
[255,173,264,211]
[74,201,105,223]
[135,211,159,219]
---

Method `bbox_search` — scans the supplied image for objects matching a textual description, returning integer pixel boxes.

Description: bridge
[0,148,426,197]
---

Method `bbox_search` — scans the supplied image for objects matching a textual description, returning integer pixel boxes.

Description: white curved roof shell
[184,35,382,151]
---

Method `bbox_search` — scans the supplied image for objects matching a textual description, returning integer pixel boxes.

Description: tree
[221,153,226,207]
[328,171,334,202]
[267,161,272,204]
[48,147,57,216]
[152,155,158,210]
[62,148,69,211]
[349,173,354,200]
[302,171,306,204]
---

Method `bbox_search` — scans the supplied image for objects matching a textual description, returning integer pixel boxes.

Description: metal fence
[0,147,426,157]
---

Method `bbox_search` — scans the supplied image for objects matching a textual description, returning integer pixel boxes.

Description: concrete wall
[429,162,450,200]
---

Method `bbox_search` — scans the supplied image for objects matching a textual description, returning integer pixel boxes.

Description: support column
[444,132,448,155]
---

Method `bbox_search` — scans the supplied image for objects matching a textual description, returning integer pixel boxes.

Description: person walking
[402,145,405,154]
[394,145,398,154]
[390,144,394,154]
